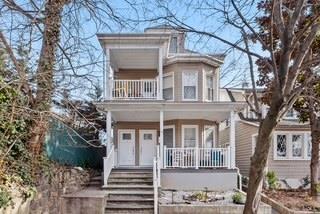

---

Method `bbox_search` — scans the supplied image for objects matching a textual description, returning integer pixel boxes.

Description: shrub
[232,192,245,204]
[266,171,280,189]
[0,187,12,209]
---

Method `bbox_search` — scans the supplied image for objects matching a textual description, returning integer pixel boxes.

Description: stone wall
[29,166,91,214]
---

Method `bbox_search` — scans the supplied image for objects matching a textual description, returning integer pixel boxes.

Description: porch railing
[112,79,158,99]
[103,144,114,187]
[163,147,230,168]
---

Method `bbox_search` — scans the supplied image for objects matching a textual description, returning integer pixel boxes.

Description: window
[292,134,303,157]
[274,132,311,160]
[206,75,214,101]
[122,133,132,140]
[143,133,153,140]
[307,133,312,157]
[182,71,198,100]
[284,109,297,119]
[204,126,215,148]
[182,125,198,147]
[276,134,287,157]
[163,74,173,100]
[169,36,178,53]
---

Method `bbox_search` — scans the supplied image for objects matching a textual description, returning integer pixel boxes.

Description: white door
[119,130,135,166]
[139,130,157,166]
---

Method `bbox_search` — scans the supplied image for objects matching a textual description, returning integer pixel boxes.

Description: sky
[1,0,265,100]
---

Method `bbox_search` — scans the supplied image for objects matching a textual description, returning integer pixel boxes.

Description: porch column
[104,48,110,100]
[160,110,164,168]
[106,111,112,154]
[229,111,236,168]
[158,48,163,100]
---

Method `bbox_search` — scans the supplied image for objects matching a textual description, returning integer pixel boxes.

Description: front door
[139,130,157,166]
[119,130,135,166]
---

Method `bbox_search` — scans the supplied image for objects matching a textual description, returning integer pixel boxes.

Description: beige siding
[218,127,230,146]
[116,69,157,79]
[267,128,314,179]
[234,121,258,177]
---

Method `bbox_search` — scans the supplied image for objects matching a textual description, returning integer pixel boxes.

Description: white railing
[153,157,159,214]
[111,79,158,99]
[103,144,114,187]
[164,147,230,168]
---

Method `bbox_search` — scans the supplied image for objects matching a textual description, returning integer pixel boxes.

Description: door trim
[118,129,135,166]
[139,129,157,166]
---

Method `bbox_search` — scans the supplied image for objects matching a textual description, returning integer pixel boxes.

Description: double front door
[118,129,156,166]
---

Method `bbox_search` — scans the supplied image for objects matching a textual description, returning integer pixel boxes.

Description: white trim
[139,129,157,166]
[164,125,175,147]
[203,125,216,148]
[163,72,174,101]
[181,125,199,148]
[118,129,136,166]
[182,71,198,101]
[204,70,214,102]
[158,48,163,100]
[273,131,311,161]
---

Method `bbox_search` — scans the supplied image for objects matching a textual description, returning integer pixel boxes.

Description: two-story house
[219,88,312,182]
[95,25,246,212]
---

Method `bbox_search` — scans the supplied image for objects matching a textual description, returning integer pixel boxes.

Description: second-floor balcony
[111,78,158,100]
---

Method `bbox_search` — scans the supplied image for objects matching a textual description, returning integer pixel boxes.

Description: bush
[266,171,280,189]
[0,187,12,209]
[232,192,245,204]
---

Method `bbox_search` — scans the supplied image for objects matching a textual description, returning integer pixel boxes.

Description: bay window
[206,74,214,101]
[204,126,215,148]
[182,125,198,147]
[163,73,173,100]
[182,71,198,100]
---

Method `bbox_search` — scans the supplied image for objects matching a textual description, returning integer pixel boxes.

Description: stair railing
[103,144,114,187]
[153,157,159,214]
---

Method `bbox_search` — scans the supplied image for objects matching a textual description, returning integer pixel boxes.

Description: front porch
[97,102,245,188]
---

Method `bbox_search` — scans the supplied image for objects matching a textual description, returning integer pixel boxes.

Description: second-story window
[206,74,214,101]
[182,71,198,101]
[169,36,178,53]
[163,74,173,100]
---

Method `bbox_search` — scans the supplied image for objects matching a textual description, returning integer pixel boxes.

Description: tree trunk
[310,108,320,198]
[28,0,68,155]
[243,96,282,214]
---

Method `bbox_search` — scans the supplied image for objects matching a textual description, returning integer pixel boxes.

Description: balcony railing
[111,79,158,99]
[163,147,230,168]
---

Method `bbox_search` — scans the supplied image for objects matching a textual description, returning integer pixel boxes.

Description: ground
[264,189,320,212]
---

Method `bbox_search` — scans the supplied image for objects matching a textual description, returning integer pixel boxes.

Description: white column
[105,48,111,100]
[160,110,164,168]
[229,111,236,168]
[106,111,112,153]
[158,48,163,100]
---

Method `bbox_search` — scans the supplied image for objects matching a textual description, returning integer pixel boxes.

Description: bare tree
[140,0,320,213]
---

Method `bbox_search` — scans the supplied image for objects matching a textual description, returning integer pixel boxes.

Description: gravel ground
[159,190,238,205]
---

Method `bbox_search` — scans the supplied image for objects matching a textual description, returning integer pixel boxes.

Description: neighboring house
[219,88,311,180]
[95,25,246,191]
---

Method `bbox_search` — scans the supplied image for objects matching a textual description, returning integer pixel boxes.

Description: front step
[105,168,154,214]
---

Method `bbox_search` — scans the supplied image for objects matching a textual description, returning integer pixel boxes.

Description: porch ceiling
[110,48,159,69]
[95,102,246,122]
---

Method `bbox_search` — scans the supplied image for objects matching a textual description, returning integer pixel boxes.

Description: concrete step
[105,204,153,210]
[109,173,153,179]
[107,190,154,195]
[108,193,154,200]
[108,177,153,182]
[105,209,153,214]
[106,200,154,206]
[90,176,102,181]
[106,184,153,189]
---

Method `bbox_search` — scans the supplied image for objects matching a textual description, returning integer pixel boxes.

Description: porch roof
[95,101,246,122]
